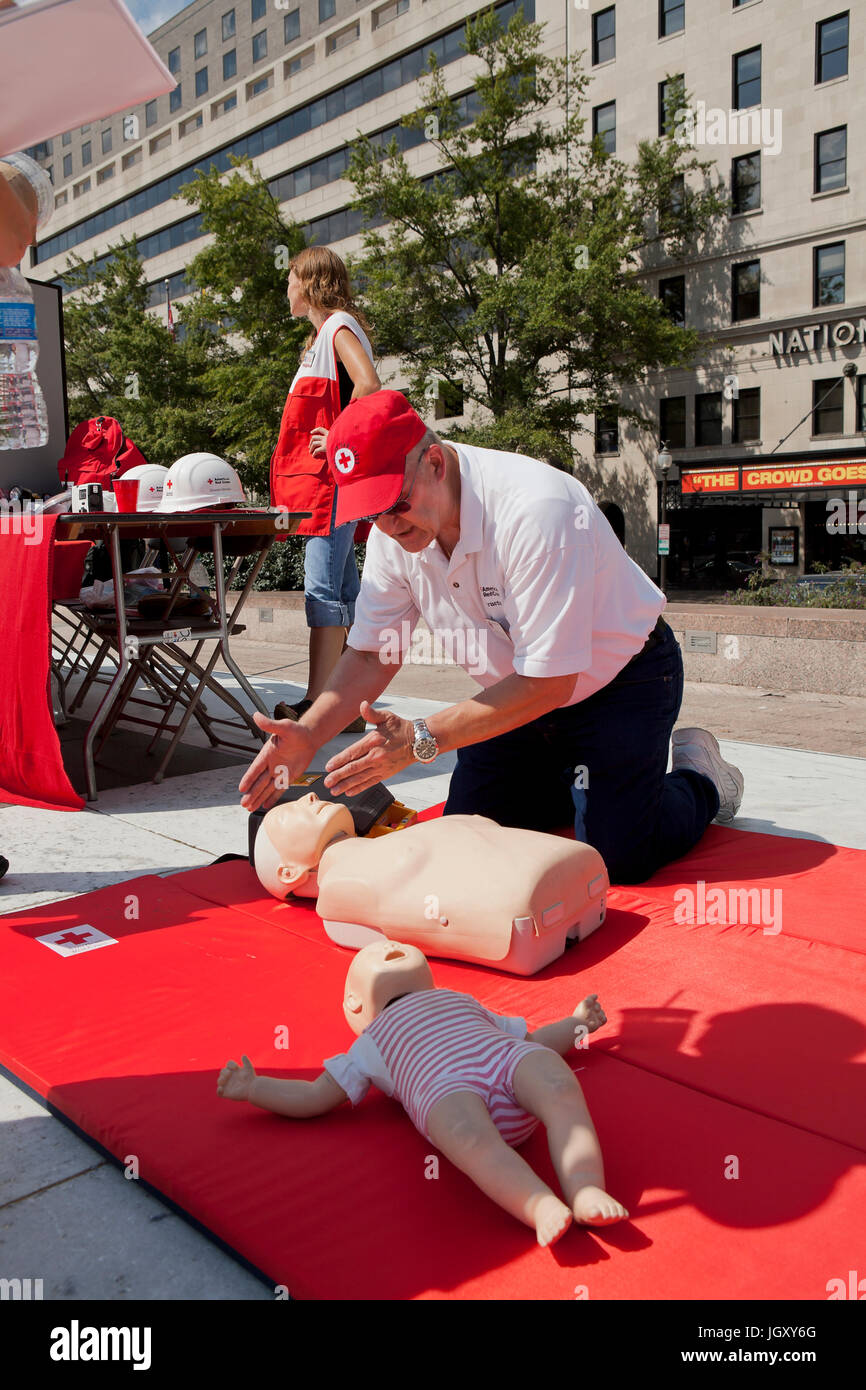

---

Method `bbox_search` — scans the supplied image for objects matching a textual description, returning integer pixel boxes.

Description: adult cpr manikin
[253,793,608,976]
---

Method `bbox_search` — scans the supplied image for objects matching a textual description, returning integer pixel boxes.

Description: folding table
[53,510,308,800]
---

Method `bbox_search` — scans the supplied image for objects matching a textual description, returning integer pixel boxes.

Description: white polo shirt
[347,443,665,706]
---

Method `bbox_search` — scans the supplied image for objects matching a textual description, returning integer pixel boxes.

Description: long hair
[289,246,373,351]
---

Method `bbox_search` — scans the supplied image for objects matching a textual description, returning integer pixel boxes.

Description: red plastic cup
[113,478,140,512]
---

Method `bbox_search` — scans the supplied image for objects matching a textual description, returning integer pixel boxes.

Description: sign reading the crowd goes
[681,462,866,494]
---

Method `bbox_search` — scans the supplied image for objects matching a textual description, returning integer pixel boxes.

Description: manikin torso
[315,815,603,960]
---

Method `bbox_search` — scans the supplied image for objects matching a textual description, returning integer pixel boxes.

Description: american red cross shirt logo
[334,447,356,475]
[36,926,118,957]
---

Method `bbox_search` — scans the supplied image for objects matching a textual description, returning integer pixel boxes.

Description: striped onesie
[323,988,546,1146]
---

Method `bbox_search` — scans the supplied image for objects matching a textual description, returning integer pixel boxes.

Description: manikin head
[254,793,356,900]
[342,940,434,1036]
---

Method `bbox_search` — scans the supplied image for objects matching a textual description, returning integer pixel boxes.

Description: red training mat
[0,515,83,811]
[0,827,864,1299]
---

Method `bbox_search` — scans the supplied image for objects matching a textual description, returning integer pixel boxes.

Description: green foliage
[347,6,727,467]
[60,240,214,466]
[198,538,366,592]
[724,563,866,609]
[60,158,307,490]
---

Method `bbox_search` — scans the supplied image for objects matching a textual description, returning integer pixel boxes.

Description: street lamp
[656,444,672,593]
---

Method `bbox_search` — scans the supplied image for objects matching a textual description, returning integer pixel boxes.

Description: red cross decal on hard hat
[166,478,173,488]
[208,478,213,484]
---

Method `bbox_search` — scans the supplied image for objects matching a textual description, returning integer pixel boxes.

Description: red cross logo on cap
[334,447,356,475]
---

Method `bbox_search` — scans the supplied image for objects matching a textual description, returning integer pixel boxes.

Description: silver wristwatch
[411,718,439,763]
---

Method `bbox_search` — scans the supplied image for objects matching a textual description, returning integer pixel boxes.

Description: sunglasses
[359,448,426,523]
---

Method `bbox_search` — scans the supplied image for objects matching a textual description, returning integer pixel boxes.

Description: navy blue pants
[442,624,719,884]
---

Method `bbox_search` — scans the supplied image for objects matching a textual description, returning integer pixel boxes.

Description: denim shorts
[303,492,360,628]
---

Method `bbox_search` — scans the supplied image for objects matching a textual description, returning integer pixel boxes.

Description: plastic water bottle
[0,265,49,450]
[0,152,54,451]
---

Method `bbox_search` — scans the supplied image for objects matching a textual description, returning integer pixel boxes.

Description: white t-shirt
[347,442,665,705]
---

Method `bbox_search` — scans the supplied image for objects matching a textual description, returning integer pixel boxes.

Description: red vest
[270,311,373,537]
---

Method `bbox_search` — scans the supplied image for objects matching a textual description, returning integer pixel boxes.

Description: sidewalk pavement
[1,628,864,1301]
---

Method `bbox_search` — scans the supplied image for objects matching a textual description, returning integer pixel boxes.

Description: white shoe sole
[671,727,744,823]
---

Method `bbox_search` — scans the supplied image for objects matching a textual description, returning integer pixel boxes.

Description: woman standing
[270,248,380,728]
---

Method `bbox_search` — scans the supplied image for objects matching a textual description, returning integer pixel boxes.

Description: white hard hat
[157,453,247,513]
[116,463,169,512]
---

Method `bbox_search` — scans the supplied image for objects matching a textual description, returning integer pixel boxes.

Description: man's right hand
[238,713,318,812]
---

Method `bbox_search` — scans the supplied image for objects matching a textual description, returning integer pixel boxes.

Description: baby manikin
[218,939,628,1246]
[252,794,608,976]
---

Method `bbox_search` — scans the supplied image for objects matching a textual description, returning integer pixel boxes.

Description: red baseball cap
[326,390,427,525]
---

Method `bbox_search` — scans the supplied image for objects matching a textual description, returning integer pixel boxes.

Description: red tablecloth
[0,516,83,810]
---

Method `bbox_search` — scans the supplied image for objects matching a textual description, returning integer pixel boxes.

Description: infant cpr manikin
[253,793,608,975]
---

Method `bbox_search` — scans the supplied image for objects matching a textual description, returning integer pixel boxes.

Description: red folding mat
[0,820,864,1300]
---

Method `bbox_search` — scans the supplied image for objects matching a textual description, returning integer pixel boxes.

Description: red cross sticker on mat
[36,926,118,958]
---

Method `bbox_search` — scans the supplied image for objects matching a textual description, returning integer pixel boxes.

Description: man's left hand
[323,701,415,796]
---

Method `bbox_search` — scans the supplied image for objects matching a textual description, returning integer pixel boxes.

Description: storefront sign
[681,469,739,494]
[742,462,866,491]
[769,320,866,355]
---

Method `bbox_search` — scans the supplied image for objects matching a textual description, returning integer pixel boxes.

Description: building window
[857,376,866,433]
[286,47,315,76]
[195,29,207,59]
[326,22,360,54]
[813,378,844,435]
[195,67,208,96]
[658,75,684,136]
[252,30,267,62]
[81,140,91,166]
[732,260,760,321]
[63,153,72,177]
[733,46,761,108]
[595,410,619,454]
[660,396,686,448]
[145,100,158,128]
[733,388,760,443]
[149,130,172,154]
[222,9,236,40]
[55,190,68,208]
[319,0,336,20]
[695,392,722,446]
[180,113,204,137]
[814,242,845,306]
[251,0,266,20]
[168,47,180,73]
[212,94,238,118]
[80,125,90,134]
[373,0,409,27]
[659,0,684,38]
[592,6,616,64]
[248,73,273,97]
[732,151,761,213]
[223,49,237,80]
[96,164,114,184]
[170,85,182,112]
[592,101,616,153]
[62,131,71,146]
[434,381,464,420]
[284,8,300,43]
[659,275,685,326]
[101,128,112,154]
[815,126,847,193]
[816,12,848,83]
[122,147,142,170]
[73,177,91,198]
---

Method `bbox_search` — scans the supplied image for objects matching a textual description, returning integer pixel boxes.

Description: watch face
[415,740,437,763]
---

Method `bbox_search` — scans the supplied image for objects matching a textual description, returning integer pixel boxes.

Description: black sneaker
[274,698,312,722]
[0,856,8,882]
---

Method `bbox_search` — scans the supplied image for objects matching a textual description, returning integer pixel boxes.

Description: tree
[347,6,727,467]
[176,156,308,493]
[61,239,214,465]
